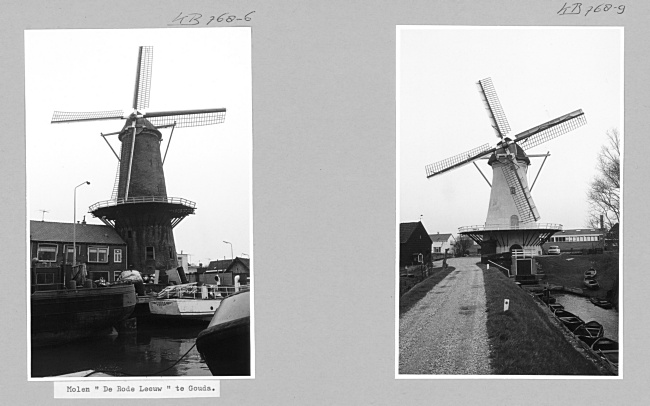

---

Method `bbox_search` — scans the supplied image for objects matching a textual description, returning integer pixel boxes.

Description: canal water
[554,294,619,341]
[31,321,211,377]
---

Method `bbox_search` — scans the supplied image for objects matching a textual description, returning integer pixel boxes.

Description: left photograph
[25,28,253,378]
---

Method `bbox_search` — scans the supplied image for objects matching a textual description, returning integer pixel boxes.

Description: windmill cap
[487,143,530,166]
[118,116,162,142]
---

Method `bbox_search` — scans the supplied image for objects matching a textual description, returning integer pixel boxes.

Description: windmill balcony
[88,196,196,212]
[458,223,563,233]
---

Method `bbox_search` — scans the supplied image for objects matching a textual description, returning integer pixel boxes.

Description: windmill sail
[477,78,511,138]
[133,46,153,111]
[51,110,125,123]
[425,144,493,178]
[145,108,227,128]
[515,109,586,150]
[501,163,540,223]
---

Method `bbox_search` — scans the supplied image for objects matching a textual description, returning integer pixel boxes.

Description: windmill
[51,46,226,274]
[425,77,586,260]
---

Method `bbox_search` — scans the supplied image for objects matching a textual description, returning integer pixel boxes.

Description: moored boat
[148,283,234,322]
[31,284,136,347]
[584,278,600,290]
[584,268,597,279]
[196,289,250,376]
[548,303,564,313]
[553,310,585,332]
[592,337,619,367]
[589,297,613,309]
[573,320,604,346]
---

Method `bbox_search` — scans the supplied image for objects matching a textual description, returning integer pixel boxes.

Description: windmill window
[169,247,174,259]
[114,249,123,263]
[36,244,58,262]
[510,186,516,194]
[146,246,155,260]
[88,246,109,263]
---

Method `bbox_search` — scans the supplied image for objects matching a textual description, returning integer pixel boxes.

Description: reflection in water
[554,294,619,341]
[31,323,212,377]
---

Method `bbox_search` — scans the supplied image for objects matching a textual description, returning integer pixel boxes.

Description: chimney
[82,215,87,225]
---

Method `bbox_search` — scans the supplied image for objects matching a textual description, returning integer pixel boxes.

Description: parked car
[548,246,561,255]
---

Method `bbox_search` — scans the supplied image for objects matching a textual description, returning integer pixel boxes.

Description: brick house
[399,222,433,268]
[30,220,128,288]
[198,257,250,286]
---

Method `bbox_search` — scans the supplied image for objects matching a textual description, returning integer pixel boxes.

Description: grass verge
[399,266,455,317]
[480,262,606,375]
[537,253,618,299]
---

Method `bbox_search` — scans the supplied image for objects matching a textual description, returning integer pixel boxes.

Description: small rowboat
[548,303,564,313]
[584,279,600,290]
[589,297,613,309]
[554,310,585,332]
[584,268,597,279]
[592,337,619,367]
[574,320,604,346]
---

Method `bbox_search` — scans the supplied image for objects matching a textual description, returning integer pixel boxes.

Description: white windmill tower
[425,78,587,266]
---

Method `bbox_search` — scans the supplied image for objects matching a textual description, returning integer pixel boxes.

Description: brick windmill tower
[425,78,587,261]
[51,46,226,274]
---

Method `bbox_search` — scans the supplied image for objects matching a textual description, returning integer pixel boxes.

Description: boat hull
[148,298,222,321]
[31,284,136,347]
[196,290,250,376]
[196,316,250,376]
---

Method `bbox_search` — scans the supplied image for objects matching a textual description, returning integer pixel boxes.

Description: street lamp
[73,181,90,266]
[223,241,233,260]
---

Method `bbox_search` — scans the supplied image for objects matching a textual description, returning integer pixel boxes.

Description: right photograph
[396,26,622,377]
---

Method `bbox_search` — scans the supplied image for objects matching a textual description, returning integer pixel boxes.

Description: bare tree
[453,235,473,257]
[586,128,620,229]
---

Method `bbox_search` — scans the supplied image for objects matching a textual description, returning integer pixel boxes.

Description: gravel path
[399,257,492,375]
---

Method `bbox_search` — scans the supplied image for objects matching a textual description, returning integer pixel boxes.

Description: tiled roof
[400,222,420,244]
[207,257,250,271]
[429,233,453,243]
[208,259,233,270]
[30,221,126,245]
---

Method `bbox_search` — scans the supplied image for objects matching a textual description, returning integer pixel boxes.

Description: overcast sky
[25,28,252,267]
[398,26,622,236]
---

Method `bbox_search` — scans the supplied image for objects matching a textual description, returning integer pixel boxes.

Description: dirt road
[399,257,492,375]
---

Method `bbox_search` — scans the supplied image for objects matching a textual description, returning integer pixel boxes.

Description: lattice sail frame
[146,109,226,128]
[51,110,125,123]
[133,46,153,111]
[500,162,540,223]
[515,109,586,150]
[425,144,492,178]
[477,78,511,138]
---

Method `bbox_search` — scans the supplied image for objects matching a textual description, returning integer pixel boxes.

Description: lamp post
[73,181,90,266]
[223,240,233,260]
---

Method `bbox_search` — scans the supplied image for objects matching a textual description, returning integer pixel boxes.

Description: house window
[36,272,55,285]
[114,249,123,263]
[37,244,58,262]
[63,245,81,264]
[88,246,109,263]
[434,247,441,253]
[146,246,155,260]
[114,271,122,281]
